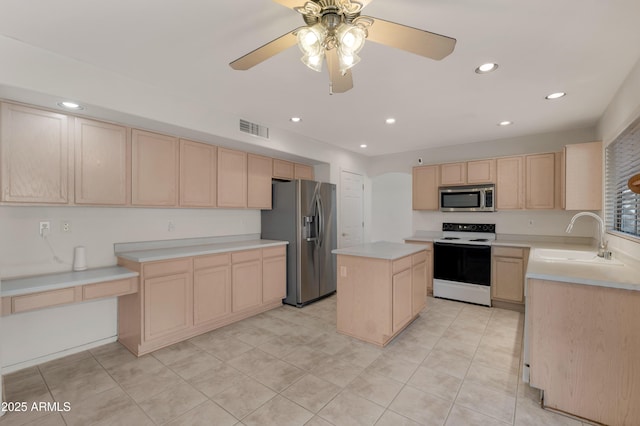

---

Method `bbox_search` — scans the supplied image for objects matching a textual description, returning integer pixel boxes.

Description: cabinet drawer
[144,258,192,278]
[232,249,261,264]
[412,251,428,265]
[194,253,230,270]
[262,245,285,259]
[493,246,525,258]
[83,278,137,300]
[392,256,412,274]
[12,287,77,314]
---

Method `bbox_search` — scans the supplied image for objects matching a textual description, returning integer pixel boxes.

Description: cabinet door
[232,260,262,312]
[294,163,314,180]
[247,154,273,209]
[412,165,439,210]
[496,156,524,210]
[564,141,602,210]
[392,268,413,333]
[526,153,555,209]
[131,129,179,206]
[179,139,217,207]
[411,261,427,315]
[440,162,467,186]
[491,256,524,303]
[144,272,192,341]
[193,264,231,326]
[467,159,496,184]
[263,255,286,303]
[217,148,247,208]
[1,103,69,203]
[75,118,130,205]
[273,159,294,180]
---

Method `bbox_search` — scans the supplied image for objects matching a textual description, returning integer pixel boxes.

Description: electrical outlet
[528,219,535,227]
[62,220,71,233]
[168,220,175,232]
[39,221,51,237]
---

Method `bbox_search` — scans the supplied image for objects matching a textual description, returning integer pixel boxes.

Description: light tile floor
[0,296,593,426]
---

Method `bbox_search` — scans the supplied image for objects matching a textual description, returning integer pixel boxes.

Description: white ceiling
[1,0,640,157]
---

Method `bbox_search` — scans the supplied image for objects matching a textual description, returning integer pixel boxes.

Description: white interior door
[340,170,364,248]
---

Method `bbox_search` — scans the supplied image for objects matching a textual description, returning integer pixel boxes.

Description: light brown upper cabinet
[75,118,130,205]
[179,140,217,208]
[1,103,70,204]
[247,154,272,209]
[217,147,247,208]
[294,163,314,180]
[496,156,524,209]
[412,165,440,210]
[563,141,602,210]
[440,162,466,186]
[525,153,555,209]
[131,129,179,207]
[273,159,294,180]
[467,159,496,184]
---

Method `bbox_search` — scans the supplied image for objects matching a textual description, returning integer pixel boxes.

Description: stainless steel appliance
[433,223,496,306]
[439,184,495,212]
[261,180,337,307]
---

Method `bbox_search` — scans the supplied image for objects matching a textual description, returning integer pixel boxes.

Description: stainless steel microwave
[439,184,495,212]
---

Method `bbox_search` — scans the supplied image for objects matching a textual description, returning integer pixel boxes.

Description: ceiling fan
[229,0,456,93]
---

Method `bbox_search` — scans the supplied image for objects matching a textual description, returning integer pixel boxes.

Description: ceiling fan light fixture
[337,23,366,54]
[297,24,327,57]
[338,50,360,73]
[301,53,324,72]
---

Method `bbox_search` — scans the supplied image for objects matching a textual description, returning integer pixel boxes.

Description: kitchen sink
[534,248,623,265]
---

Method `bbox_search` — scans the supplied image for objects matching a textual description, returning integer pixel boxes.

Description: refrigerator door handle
[317,195,324,247]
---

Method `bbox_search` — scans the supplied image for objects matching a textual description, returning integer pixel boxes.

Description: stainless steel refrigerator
[261,180,337,307]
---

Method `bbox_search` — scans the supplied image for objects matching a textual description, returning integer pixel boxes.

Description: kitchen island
[332,241,429,346]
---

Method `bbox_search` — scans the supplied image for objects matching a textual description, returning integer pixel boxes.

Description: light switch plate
[340,266,347,277]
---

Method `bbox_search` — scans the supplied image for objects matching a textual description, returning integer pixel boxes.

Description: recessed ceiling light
[545,92,566,100]
[475,63,498,74]
[57,101,83,110]
[498,120,513,126]
[385,118,396,124]
[360,144,367,148]
[290,117,302,123]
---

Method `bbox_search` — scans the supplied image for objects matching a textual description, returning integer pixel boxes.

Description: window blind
[605,119,640,238]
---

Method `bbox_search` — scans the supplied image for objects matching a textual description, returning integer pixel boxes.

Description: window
[605,119,640,239]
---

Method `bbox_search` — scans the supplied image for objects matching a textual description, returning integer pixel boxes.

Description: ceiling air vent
[239,119,269,139]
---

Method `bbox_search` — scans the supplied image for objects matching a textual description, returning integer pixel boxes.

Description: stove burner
[441,237,460,240]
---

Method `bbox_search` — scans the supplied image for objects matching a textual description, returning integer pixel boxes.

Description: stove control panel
[442,223,495,233]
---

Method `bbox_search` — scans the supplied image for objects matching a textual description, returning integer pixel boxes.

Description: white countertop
[526,246,640,291]
[332,241,430,260]
[116,239,288,263]
[1,266,139,297]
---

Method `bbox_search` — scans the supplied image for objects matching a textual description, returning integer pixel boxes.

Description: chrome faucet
[565,212,610,258]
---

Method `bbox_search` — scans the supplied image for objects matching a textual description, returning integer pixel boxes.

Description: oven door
[433,242,491,286]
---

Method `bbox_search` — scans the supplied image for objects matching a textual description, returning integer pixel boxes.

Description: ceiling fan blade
[363,17,456,60]
[230,30,298,70]
[272,0,303,9]
[326,48,354,94]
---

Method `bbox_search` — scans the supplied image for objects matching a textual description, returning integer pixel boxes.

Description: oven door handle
[434,242,491,250]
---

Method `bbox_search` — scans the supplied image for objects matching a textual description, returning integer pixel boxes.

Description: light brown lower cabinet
[528,278,640,426]
[337,250,428,346]
[117,245,286,356]
[491,246,528,304]
[404,241,434,295]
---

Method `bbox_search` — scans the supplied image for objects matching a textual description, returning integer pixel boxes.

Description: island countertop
[332,241,430,260]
